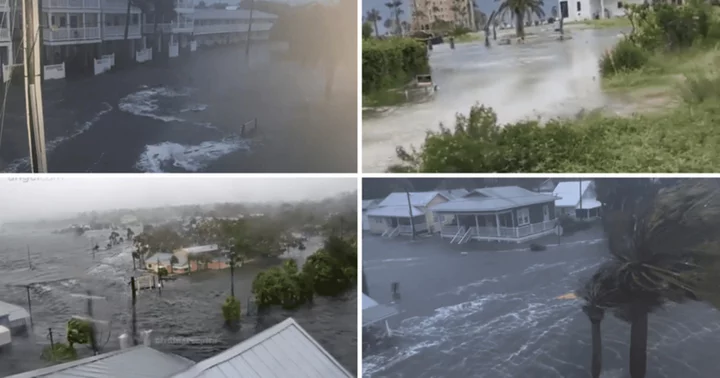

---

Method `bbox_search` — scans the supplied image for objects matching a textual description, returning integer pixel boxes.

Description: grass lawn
[362,89,408,108]
[454,33,483,43]
[577,17,632,29]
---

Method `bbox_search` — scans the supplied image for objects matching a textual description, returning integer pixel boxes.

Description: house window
[617,1,623,8]
[576,1,581,11]
[517,208,530,226]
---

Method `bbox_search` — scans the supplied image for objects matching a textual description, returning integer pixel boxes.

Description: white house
[361,199,381,231]
[558,0,645,22]
[553,180,602,220]
[366,189,468,237]
[431,186,558,244]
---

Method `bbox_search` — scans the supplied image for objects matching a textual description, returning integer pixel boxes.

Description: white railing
[43,63,65,80]
[101,0,140,10]
[136,48,152,63]
[94,55,112,75]
[174,0,194,9]
[516,220,557,237]
[172,21,194,32]
[1,64,20,83]
[458,227,473,244]
[189,40,197,52]
[193,22,273,35]
[0,27,9,41]
[398,223,427,234]
[382,226,399,238]
[472,220,557,238]
[143,23,171,33]
[102,25,141,39]
[44,0,101,8]
[101,53,114,67]
[450,226,465,243]
[168,43,179,58]
[45,27,101,42]
[143,21,193,34]
[441,225,461,238]
[0,0,8,7]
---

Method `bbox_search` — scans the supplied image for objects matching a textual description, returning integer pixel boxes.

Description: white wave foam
[118,86,191,122]
[134,137,251,173]
[181,104,208,113]
[1,103,112,173]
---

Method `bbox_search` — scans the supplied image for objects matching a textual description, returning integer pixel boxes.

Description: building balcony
[143,20,193,34]
[0,28,9,43]
[102,24,141,40]
[43,0,101,9]
[101,0,141,12]
[193,24,249,35]
[0,0,9,9]
[44,26,101,44]
[174,0,194,12]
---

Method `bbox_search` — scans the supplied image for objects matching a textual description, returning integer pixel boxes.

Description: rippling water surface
[0,230,357,377]
[362,227,720,378]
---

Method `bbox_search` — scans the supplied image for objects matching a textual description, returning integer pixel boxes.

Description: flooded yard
[362,29,628,172]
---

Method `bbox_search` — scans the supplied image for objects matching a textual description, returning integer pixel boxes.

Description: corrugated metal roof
[437,189,469,200]
[182,245,219,254]
[6,345,195,378]
[366,205,425,218]
[431,186,556,213]
[0,300,30,322]
[171,317,352,378]
[553,181,593,208]
[377,192,448,208]
[362,294,398,327]
[361,199,381,210]
[362,293,378,310]
[194,9,278,21]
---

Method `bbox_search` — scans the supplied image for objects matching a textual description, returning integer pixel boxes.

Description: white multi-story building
[193,9,277,47]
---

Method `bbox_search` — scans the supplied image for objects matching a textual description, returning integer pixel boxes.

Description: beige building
[411,0,475,31]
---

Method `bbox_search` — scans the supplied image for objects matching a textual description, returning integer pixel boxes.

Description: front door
[560,1,569,18]
[388,218,399,228]
[543,205,550,222]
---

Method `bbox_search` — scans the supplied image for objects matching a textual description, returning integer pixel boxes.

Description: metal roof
[361,199,381,210]
[0,300,30,322]
[366,205,425,218]
[430,186,556,213]
[6,345,195,378]
[194,9,278,21]
[171,317,353,378]
[553,181,596,208]
[362,294,398,327]
[377,191,448,208]
[181,245,219,254]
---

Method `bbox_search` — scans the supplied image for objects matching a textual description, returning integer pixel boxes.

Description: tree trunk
[374,21,379,37]
[515,11,524,39]
[230,256,235,297]
[629,309,649,378]
[590,320,603,378]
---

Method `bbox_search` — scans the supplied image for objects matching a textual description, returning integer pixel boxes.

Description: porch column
[495,213,500,237]
[600,0,605,19]
[474,215,479,235]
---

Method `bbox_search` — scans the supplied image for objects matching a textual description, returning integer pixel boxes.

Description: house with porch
[553,180,602,220]
[430,186,558,244]
[558,0,645,22]
[362,199,381,231]
[366,190,467,237]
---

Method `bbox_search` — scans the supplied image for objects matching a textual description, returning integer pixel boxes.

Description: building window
[577,1,581,11]
[517,208,530,226]
[617,1,623,8]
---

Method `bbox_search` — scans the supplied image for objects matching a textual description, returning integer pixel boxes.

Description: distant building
[173,244,230,272]
[411,0,474,32]
[146,252,175,273]
[120,215,138,225]
[553,180,601,220]
[558,0,645,22]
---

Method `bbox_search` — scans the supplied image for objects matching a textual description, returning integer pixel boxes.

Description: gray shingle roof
[377,191,447,208]
[366,205,424,218]
[430,186,556,213]
[171,317,353,378]
[5,345,195,378]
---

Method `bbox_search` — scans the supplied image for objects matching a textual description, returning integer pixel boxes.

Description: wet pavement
[0,42,356,173]
[362,229,720,378]
[362,29,625,172]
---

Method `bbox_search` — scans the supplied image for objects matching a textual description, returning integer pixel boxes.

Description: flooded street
[362,29,623,172]
[0,230,357,376]
[0,42,356,173]
[362,229,720,378]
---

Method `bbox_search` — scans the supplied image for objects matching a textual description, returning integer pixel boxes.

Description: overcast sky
[0,176,356,222]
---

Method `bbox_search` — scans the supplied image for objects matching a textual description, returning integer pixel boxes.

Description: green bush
[362,38,429,94]
[66,318,92,347]
[251,260,311,309]
[41,342,77,362]
[679,71,720,104]
[221,296,241,324]
[390,103,720,172]
[627,2,715,51]
[599,38,650,77]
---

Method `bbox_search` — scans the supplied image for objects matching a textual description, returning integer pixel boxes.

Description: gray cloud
[0,175,356,222]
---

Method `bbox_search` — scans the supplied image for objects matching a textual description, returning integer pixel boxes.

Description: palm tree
[576,179,720,378]
[495,0,545,39]
[366,8,383,37]
[385,0,404,36]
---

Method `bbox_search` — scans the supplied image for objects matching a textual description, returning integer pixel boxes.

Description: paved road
[362,29,624,172]
[362,230,720,378]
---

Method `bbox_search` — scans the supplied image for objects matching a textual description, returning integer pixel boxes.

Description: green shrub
[679,71,720,104]
[66,318,92,347]
[599,38,649,77]
[362,38,429,94]
[41,342,77,362]
[627,2,715,51]
[221,296,241,324]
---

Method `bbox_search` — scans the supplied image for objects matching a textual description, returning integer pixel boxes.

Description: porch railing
[102,25,141,39]
[45,27,101,42]
[0,28,9,41]
[442,220,557,240]
[397,223,427,234]
[44,0,101,8]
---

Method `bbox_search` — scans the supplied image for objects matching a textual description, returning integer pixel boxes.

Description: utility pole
[27,245,32,270]
[405,191,416,240]
[86,290,98,355]
[21,0,48,172]
[579,179,583,220]
[244,0,255,61]
[130,277,137,346]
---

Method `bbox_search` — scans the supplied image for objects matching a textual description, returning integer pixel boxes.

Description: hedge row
[362,38,429,94]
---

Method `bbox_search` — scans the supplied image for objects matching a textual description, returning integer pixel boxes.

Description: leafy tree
[495,0,545,39]
[66,318,93,348]
[157,267,168,279]
[366,8,383,37]
[363,22,374,39]
[221,296,241,325]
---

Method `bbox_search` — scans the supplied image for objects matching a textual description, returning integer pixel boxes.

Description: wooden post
[21,0,48,172]
[244,0,255,60]
[130,277,137,346]
[26,286,33,327]
[87,290,98,355]
[48,328,54,349]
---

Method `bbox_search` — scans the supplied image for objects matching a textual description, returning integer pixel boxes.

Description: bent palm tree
[583,179,720,378]
[495,0,545,39]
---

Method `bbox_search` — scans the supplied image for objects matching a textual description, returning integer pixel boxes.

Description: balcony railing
[44,26,101,42]
[397,223,428,234]
[193,24,248,35]
[102,0,141,11]
[174,0,194,9]
[102,25,140,39]
[43,0,101,9]
[143,21,193,34]
[0,28,9,41]
[0,0,8,8]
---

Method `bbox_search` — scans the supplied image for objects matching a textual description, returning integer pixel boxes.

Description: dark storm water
[362,227,720,378]
[0,230,357,377]
[0,42,356,173]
